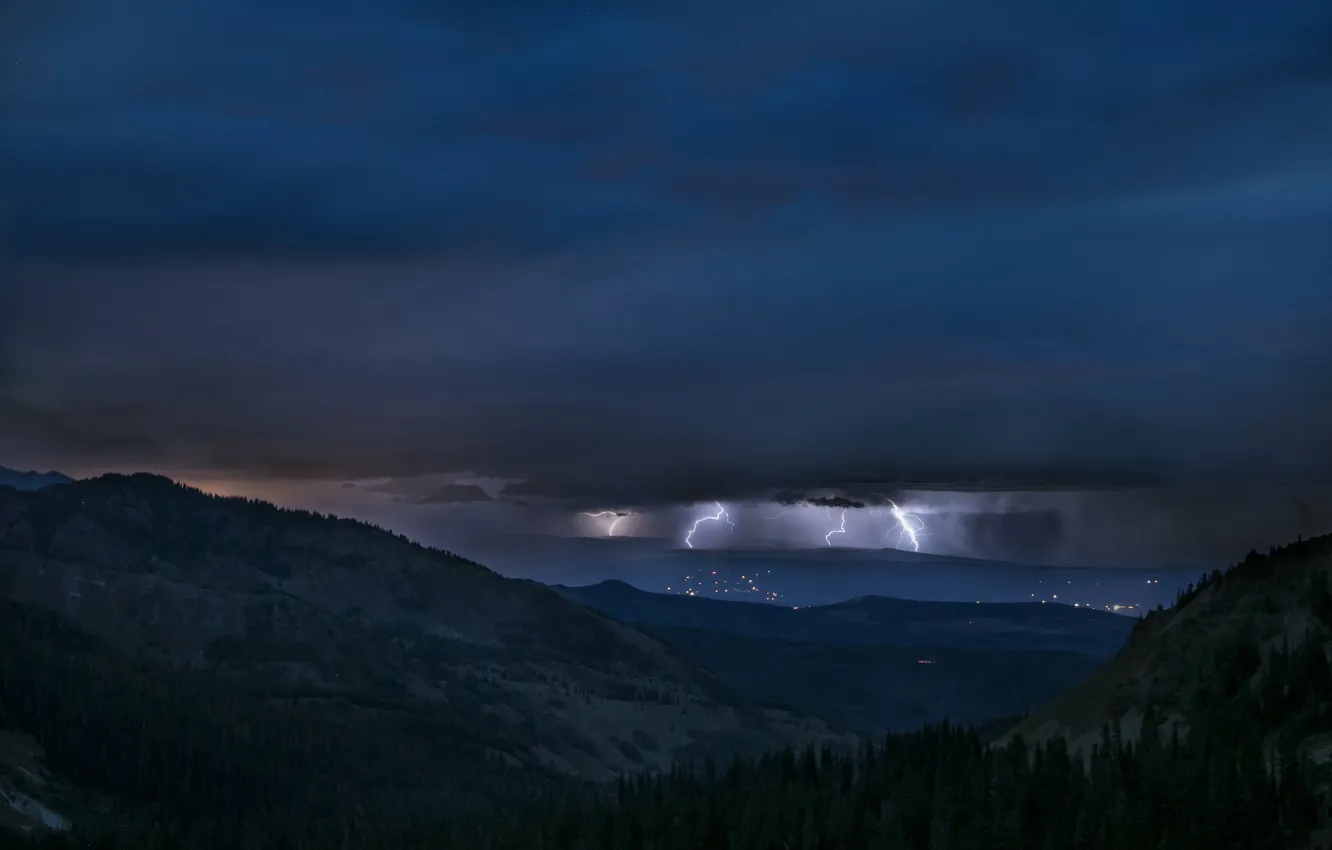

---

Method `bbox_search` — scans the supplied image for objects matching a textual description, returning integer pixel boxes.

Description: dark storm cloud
[6,0,1332,263]
[3,0,1332,520]
[806,497,867,510]
[389,483,494,505]
[959,510,1067,563]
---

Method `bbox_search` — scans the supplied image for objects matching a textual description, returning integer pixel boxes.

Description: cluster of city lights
[1023,578,1166,614]
[666,569,781,602]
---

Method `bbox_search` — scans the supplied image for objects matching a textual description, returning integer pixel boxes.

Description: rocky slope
[0,733,77,837]
[0,474,837,829]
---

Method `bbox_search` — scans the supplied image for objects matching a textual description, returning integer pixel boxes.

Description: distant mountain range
[559,579,1132,655]
[558,579,1133,735]
[0,466,73,491]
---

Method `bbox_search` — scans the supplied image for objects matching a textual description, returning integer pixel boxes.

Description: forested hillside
[0,475,837,839]
[9,534,1331,848]
[5,477,1330,848]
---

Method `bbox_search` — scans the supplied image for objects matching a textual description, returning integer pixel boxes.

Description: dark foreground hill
[0,475,838,838]
[20,532,1332,850]
[559,581,1130,734]
[1001,533,1332,754]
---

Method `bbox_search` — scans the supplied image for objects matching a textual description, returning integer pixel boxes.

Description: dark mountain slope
[1001,533,1332,754]
[0,475,838,834]
[33,535,1332,850]
[15,524,1332,849]
[0,599,524,831]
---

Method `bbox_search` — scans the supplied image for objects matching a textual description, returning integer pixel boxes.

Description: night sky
[3,0,1331,568]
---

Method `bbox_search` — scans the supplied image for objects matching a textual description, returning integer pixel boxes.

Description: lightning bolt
[887,500,927,552]
[761,510,789,521]
[824,508,847,546]
[684,502,732,548]
[581,510,629,537]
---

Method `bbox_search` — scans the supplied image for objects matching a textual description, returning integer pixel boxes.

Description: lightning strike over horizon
[887,500,927,551]
[824,508,848,546]
[581,510,630,537]
[684,502,733,548]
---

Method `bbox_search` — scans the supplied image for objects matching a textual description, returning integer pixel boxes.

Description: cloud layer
[3,0,1331,524]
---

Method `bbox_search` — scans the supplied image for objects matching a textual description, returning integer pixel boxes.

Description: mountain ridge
[0,474,844,833]
[558,578,1133,657]
[0,467,73,492]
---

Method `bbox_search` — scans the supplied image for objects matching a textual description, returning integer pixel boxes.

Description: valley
[3,474,1331,849]
[559,580,1131,734]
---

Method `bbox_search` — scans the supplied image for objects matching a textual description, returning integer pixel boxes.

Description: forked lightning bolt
[887,500,926,551]
[581,510,628,537]
[685,502,733,548]
[824,508,847,546]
